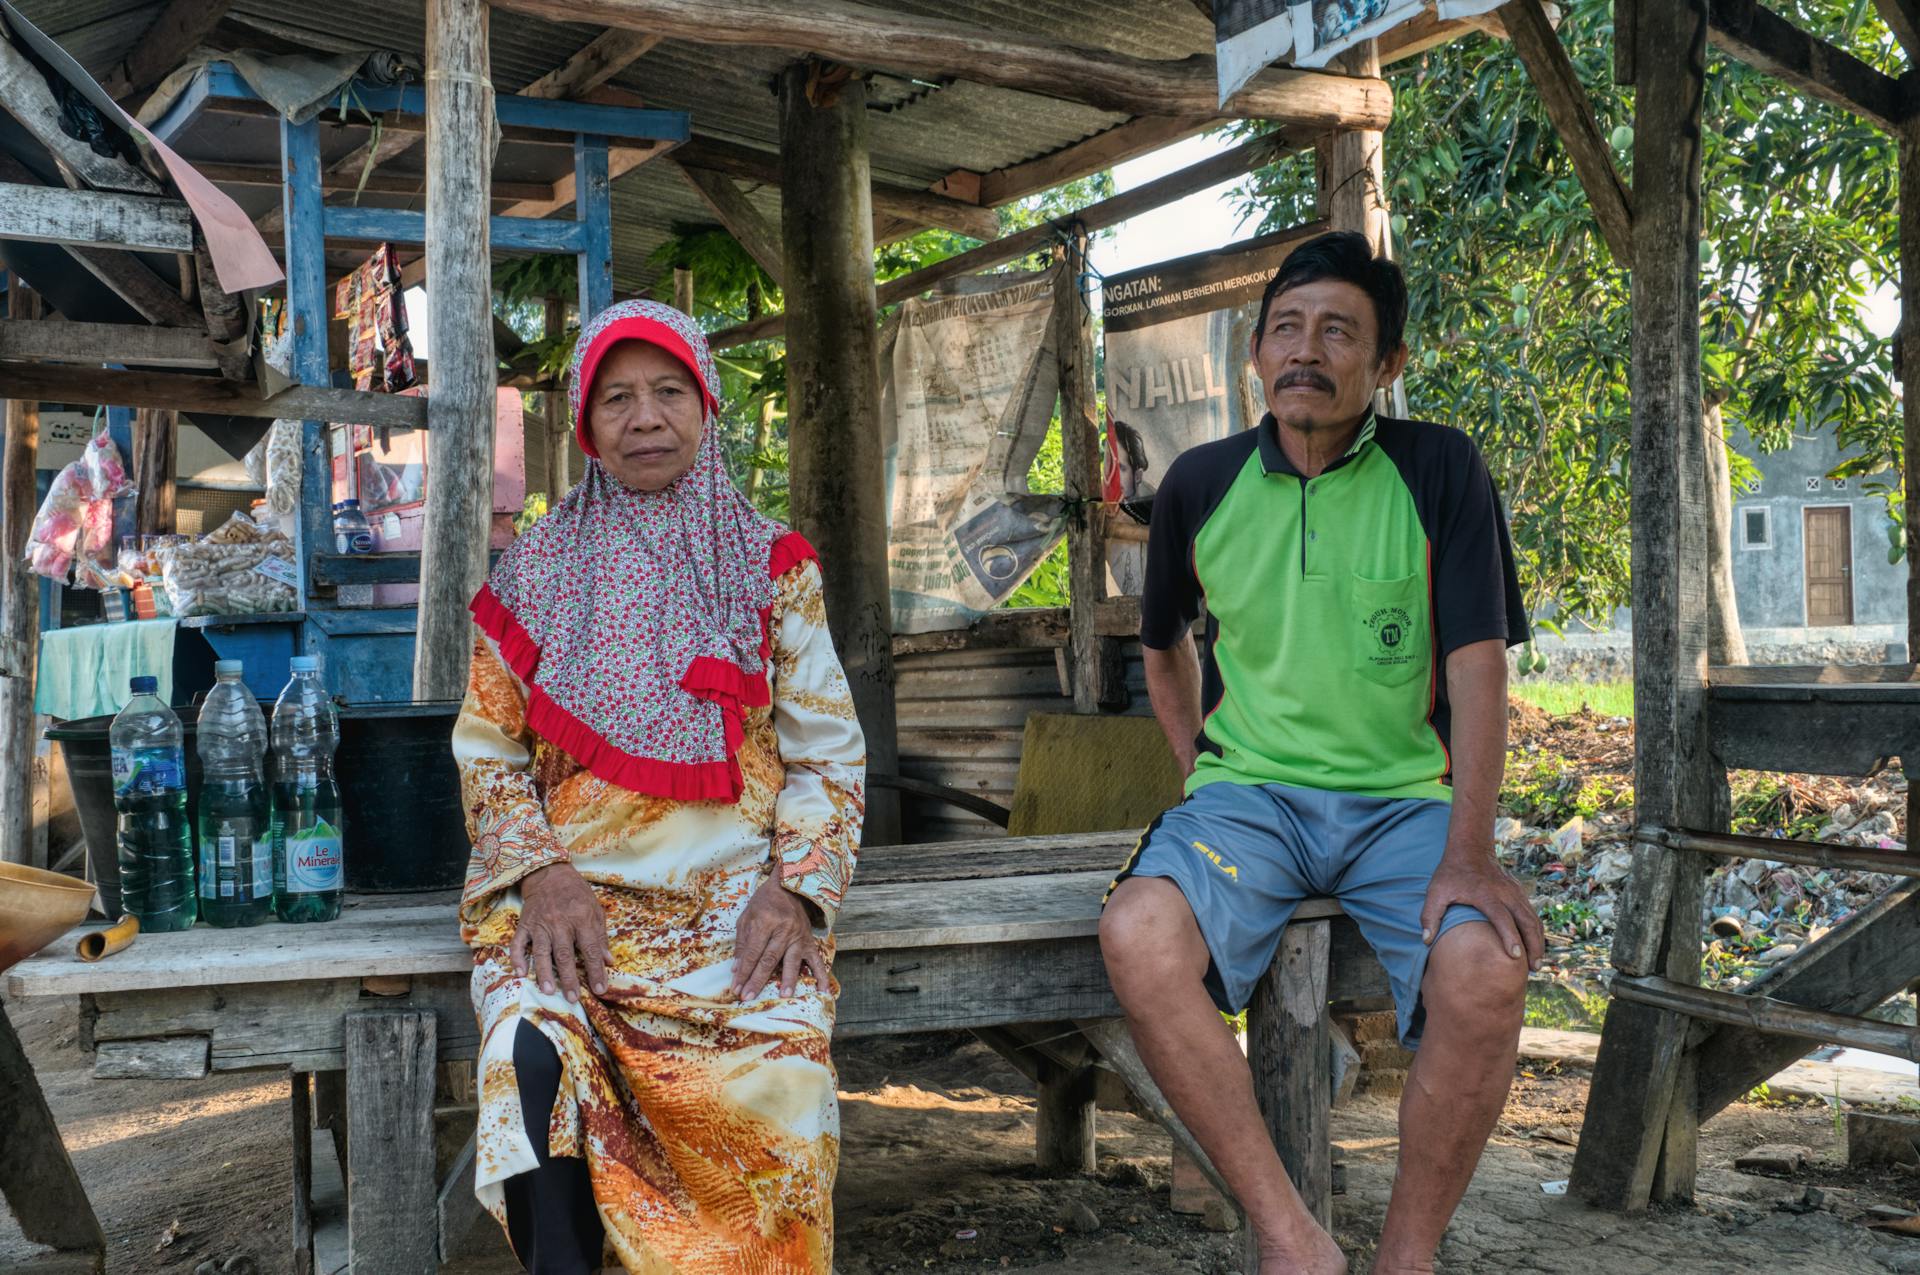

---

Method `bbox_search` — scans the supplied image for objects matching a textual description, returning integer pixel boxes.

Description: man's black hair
[1255,230,1408,362]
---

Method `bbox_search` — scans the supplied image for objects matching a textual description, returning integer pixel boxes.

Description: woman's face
[586,341,705,491]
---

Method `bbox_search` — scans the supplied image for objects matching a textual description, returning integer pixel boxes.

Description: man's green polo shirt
[1140,412,1529,802]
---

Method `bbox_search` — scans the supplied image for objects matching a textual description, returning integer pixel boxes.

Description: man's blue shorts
[1107,780,1490,1047]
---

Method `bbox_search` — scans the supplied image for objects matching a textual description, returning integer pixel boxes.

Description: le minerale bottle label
[284,818,344,893]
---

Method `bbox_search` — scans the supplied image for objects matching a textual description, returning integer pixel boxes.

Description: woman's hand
[512,862,611,1003]
[731,876,828,1001]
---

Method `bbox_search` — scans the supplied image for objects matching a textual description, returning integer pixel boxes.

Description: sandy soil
[9,994,1920,1274]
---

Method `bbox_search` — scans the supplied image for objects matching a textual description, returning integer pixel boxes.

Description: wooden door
[1803,506,1853,626]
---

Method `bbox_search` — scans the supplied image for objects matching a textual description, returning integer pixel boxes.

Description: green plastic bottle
[197,660,273,927]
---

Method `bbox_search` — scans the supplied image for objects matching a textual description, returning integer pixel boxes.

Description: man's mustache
[1274,371,1335,393]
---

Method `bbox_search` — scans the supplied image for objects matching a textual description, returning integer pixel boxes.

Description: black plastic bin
[334,701,466,892]
[48,698,469,908]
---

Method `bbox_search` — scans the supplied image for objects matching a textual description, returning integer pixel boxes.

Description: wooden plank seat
[8,832,1386,1274]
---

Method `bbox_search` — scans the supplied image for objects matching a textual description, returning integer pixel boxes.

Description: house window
[1740,505,1772,550]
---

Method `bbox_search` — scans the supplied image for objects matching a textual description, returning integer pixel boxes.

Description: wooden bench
[7,830,1388,1275]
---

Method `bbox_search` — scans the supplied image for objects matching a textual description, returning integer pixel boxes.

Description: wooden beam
[1502,0,1635,263]
[323,121,430,195]
[0,319,219,368]
[1377,8,1511,66]
[100,0,237,102]
[1876,0,1920,63]
[0,362,429,428]
[1902,114,1920,847]
[1708,0,1906,130]
[413,0,496,702]
[2,280,41,874]
[1055,235,1105,715]
[1614,973,1920,1061]
[1248,921,1333,1234]
[678,136,1000,240]
[521,28,662,98]
[0,1007,106,1260]
[344,1010,438,1274]
[489,0,1395,126]
[67,246,206,328]
[1693,880,1920,1118]
[1570,0,1713,1213]
[132,408,176,534]
[975,115,1215,208]
[675,163,786,285]
[192,161,551,203]
[714,129,1320,350]
[493,141,664,219]
[778,60,900,845]
[0,184,193,254]
[0,34,160,194]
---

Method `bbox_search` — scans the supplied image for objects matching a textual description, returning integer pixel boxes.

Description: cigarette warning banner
[1101,226,1318,595]
[880,272,1064,634]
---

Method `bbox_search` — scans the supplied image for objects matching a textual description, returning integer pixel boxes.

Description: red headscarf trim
[572,314,723,456]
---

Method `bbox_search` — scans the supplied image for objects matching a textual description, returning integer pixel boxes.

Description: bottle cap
[289,655,320,673]
[214,659,244,677]
[129,675,158,694]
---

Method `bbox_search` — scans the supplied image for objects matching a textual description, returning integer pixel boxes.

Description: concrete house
[1729,424,1904,634]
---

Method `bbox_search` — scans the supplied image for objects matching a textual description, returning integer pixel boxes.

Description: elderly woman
[455,299,865,1274]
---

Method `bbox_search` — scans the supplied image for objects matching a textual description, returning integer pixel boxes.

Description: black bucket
[48,699,469,902]
[335,701,467,893]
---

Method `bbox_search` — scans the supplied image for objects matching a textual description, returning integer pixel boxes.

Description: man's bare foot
[1369,1256,1435,1274]
[1256,1226,1347,1274]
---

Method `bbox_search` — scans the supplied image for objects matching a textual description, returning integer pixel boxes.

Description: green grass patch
[1511,680,1634,719]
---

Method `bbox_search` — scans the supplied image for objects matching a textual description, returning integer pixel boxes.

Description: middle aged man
[1099,231,1539,1275]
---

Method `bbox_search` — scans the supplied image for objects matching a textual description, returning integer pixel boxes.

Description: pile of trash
[1497,699,1909,988]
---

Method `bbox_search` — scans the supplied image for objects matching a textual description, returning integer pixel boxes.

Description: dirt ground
[8,994,1920,1274]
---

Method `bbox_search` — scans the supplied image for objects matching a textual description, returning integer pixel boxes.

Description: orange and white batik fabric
[455,557,864,1275]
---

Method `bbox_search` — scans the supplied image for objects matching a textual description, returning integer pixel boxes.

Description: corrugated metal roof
[6,0,1222,292]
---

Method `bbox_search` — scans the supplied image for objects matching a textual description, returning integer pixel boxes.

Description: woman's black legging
[502,1019,606,1274]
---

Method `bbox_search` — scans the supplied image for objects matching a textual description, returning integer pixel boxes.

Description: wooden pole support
[413,0,497,701]
[0,1005,107,1266]
[1054,230,1106,715]
[778,59,900,844]
[1246,919,1332,1252]
[344,1008,439,1275]
[2,276,42,869]
[1034,1056,1098,1175]
[291,1071,315,1275]
[1571,0,1713,1213]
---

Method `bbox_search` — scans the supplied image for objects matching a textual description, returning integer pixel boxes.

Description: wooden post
[544,295,571,497]
[344,1008,438,1275]
[1570,0,1712,1212]
[1246,920,1332,1257]
[574,135,613,319]
[1054,228,1113,715]
[778,59,900,844]
[2,275,41,869]
[281,114,333,612]
[673,265,695,316]
[132,408,176,535]
[0,1005,107,1267]
[1034,1055,1097,1176]
[291,1071,315,1275]
[1900,119,1920,838]
[413,0,497,701]
[1317,40,1406,416]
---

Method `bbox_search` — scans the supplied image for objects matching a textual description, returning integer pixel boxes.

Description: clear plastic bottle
[270,655,344,923]
[109,675,196,932]
[196,660,273,927]
[332,499,375,607]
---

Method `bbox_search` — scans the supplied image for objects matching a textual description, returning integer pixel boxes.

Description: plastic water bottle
[271,655,344,923]
[109,676,195,931]
[332,499,375,607]
[196,660,273,927]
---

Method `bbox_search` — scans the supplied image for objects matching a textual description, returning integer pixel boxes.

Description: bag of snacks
[157,513,299,617]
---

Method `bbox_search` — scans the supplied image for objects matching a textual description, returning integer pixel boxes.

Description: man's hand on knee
[1418,853,1544,973]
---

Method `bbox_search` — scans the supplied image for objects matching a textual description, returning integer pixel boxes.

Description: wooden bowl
[0,862,96,974]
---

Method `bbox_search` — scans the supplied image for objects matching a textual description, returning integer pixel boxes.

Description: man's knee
[1422,922,1527,1035]
[1099,876,1208,994]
